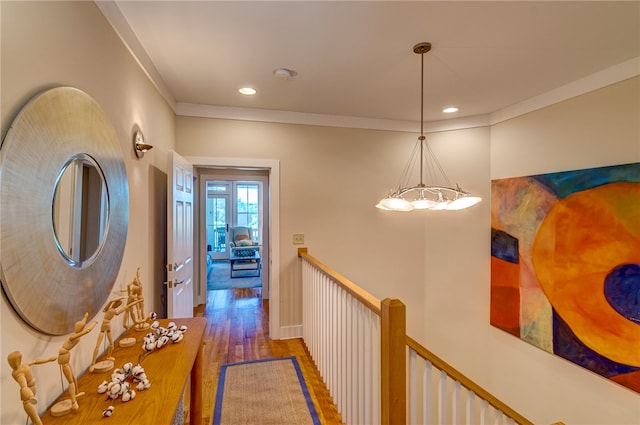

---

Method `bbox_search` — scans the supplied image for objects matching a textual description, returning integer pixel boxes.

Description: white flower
[102,406,114,417]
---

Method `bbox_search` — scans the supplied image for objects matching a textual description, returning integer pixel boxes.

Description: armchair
[228,226,258,247]
[228,226,260,259]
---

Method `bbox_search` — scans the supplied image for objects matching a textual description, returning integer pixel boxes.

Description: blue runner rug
[213,357,320,425]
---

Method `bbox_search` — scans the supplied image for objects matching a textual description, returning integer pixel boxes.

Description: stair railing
[300,247,405,424]
[299,248,561,425]
[406,336,534,425]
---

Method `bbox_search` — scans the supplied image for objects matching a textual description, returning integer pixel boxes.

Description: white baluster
[453,380,461,424]
[363,309,372,425]
[438,369,447,425]
[327,282,336,393]
[480,398,488,425]
[466,389,475,425]
[424,359,432,425]
[352,297,359,424]
[409,349,417,425]
[372,313,381,425]
[358,304,364,423]
[339,294,345,423]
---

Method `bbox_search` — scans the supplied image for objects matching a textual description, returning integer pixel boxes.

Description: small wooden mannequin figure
[7,351,57,425]
[52,312,97,416]
[90,295,142,373]
[121,267,147,330]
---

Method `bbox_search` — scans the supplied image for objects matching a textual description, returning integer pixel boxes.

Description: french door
[206,182,230,260]
[205,180,262,260]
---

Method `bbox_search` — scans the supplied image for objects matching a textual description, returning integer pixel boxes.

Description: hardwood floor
[189,287,343,425]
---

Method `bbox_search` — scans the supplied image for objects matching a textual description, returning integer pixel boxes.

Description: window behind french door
[206,180,262,260]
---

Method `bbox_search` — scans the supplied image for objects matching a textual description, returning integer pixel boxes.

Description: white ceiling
[103,1,640,130]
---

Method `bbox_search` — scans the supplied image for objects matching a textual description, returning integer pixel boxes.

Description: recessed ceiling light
[443,106,459,113]
[239,87,256,95]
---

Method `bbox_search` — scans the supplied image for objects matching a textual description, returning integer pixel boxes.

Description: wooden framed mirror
[0,87,129,335]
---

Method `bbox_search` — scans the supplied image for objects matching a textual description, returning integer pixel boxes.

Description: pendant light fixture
[376,42,481,212]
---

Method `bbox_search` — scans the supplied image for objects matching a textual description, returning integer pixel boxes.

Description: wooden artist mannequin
[7,351,57,425]
[54,312,97,414]
[90,296,142,372]
[121,267,147,330]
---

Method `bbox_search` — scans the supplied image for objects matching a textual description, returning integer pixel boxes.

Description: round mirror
[52,153,109,267]
[0,87,129,335]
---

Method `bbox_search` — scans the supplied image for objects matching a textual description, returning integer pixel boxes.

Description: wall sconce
[133,129,153,159]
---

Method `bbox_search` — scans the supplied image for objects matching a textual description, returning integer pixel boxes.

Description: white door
[167,150,194,318]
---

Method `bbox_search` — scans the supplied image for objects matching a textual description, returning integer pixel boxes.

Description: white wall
[0,2,175,423]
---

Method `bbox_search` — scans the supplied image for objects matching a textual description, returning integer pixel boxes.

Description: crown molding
[98,1,638,133]
[490,56,640,126]
[176,103,491,133]
[176,57,639,133]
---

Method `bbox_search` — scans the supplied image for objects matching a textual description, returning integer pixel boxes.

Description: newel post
[381,298,406,425]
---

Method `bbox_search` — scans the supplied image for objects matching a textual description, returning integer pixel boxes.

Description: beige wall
[1,1,639,424]
[492,77,640,179]
[1,2,175,422]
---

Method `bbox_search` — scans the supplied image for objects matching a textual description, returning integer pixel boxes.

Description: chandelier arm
[392,140,421,194]
[397,185,467,198]
[422,186,467,195]
[423,141,454,188]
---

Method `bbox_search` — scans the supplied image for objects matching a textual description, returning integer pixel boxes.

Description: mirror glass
[52,153,109,267]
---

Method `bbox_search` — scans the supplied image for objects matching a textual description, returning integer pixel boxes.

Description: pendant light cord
[419,50,425,187]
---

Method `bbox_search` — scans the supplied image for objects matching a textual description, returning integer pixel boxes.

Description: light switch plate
[293,233,304,245]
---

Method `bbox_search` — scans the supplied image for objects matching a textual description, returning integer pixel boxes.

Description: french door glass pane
[236,183,259,241]
[206,196,227,253]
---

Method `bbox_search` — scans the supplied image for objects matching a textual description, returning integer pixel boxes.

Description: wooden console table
[41,317,207,425]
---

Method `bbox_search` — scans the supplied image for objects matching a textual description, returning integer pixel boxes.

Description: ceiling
[103,1,640,130]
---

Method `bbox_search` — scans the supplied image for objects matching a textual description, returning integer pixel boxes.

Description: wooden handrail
[406,336,535,425]
[298,247,382,314]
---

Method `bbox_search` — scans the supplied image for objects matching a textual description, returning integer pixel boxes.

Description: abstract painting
[490,162,640,393]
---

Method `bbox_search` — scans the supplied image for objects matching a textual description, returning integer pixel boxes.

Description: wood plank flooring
[188,287,343,425]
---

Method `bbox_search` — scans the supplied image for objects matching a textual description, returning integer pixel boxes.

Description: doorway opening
[206,180,263,260]
[196,167,271,305]
[205,179,264,292]
[190,156,281,340]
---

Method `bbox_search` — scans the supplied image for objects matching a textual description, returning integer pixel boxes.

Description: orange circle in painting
[532,182,640,366]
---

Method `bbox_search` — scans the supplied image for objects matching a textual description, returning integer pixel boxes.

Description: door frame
[187,156,282,340]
